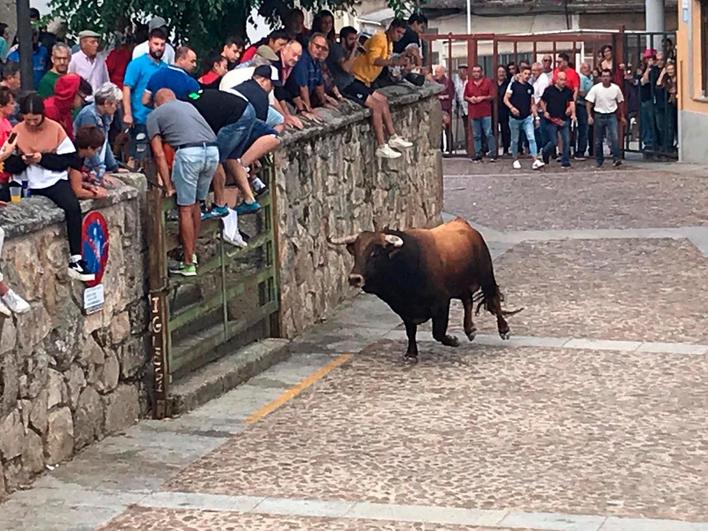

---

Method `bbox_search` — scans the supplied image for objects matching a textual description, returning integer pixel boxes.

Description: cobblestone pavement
[2,159,707,531]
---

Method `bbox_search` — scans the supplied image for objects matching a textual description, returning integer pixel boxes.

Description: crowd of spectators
[0,9,429,293]
[439,39,679,167]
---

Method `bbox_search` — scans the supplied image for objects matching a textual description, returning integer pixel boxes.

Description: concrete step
[168,338,291,415]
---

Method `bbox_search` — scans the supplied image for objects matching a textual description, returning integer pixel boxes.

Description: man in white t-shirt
[585,68,626,167]
[531,62,550,151]
[132,17,176,64]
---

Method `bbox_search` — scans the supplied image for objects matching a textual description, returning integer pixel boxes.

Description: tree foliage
[48,0,419,57]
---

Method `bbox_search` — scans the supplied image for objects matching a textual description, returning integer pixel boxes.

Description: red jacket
[44,73,81,140]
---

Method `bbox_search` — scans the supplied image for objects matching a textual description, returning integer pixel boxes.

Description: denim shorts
[216,103,256,162]
[172,145,219,206]
[227,119,278,160]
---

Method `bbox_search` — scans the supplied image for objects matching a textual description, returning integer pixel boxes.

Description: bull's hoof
[499,330,511,340]
[403,354,419,364]
[466,331,477,342]
[441,335,460,347]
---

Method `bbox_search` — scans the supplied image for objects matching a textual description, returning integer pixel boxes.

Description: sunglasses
[312,42,329,52]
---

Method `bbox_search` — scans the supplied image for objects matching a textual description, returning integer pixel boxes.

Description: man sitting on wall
[349,20,414,159]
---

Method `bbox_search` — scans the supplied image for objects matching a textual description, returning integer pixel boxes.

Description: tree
[48,0,419,57]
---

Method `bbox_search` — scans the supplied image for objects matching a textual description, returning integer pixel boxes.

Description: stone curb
[168,338,292,416]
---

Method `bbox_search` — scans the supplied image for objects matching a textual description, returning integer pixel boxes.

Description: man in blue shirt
[8,29,49,88]
[142,46,199,105]
[122,28,167,164]
[289,32,338,113]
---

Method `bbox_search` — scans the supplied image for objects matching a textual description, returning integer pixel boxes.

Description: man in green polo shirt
[38,43,71,97]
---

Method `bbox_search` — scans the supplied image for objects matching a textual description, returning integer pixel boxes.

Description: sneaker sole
[68,269,96,282]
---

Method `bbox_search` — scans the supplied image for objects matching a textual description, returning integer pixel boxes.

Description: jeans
[509,115,538,157]
[542,119,571,165]
[575,102,589,156]
[216,103,256,162]
[172,145,220,206]
[31,179,82,257]
[640,100,655,151]
[471,116,496,158]
[594,113,621,165]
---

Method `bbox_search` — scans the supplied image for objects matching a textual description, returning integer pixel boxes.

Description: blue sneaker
[201,204,229,221]
[236,201,262,215]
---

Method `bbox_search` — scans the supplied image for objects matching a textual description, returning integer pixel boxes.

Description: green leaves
[47,0,421,57]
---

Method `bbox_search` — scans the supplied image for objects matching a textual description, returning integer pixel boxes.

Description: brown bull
[329,218,521,362]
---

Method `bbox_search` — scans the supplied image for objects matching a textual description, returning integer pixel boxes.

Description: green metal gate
[147,162,280,419]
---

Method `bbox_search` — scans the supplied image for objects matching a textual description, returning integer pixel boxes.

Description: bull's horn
[328,234,358,245]
[384,235,404,248]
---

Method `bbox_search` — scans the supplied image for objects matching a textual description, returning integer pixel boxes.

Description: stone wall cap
[278,82,443,148]
[0,175,142,240]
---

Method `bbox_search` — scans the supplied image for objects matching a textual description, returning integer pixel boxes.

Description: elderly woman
[73,81,122,182]
[4,94,95,282]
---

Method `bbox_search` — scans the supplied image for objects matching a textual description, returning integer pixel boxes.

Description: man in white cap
[68,30,109,92]
[132,16,175,64]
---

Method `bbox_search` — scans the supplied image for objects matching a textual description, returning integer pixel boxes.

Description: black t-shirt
[234,79,269,121]
[507,81,534,119]
[393,26,427,62]
[541,85,573,119]
[188,90,249,134]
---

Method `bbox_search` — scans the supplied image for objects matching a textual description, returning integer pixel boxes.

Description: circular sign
[81,211,110,288]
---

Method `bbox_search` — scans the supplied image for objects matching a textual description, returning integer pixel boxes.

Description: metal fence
[423,28,677,160]
[147,162,280,419]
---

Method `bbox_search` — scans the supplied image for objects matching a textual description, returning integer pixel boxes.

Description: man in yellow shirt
[343,19,413,159]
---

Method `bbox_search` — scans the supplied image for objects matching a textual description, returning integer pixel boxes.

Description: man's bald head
[154,88,176,107]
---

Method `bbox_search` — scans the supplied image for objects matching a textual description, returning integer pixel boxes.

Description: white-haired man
[74,82,123,177]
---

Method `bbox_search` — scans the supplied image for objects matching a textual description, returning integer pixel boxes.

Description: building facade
[677,0,708,163]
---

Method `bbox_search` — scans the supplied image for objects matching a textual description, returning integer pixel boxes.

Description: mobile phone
[7,132,16,143]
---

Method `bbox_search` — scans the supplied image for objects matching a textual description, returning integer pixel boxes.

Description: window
[702,0,708,95]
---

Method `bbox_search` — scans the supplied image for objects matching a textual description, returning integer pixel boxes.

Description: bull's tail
[474,247,522,317]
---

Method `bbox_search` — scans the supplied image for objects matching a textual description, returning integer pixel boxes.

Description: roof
[422,0,677,14]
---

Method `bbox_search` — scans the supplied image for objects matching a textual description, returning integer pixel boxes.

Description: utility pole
[645,0,665,50]
[15,0,34,90]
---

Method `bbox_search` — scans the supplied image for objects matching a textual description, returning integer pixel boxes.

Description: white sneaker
[0,298,10,317]
[388,135,413,150]
[376,144,402,159]
[512,160,522,170]
[1,289,30,314]
[532,159,545,170]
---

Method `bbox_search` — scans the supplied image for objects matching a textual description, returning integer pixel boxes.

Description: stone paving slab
[444,238,708,344]
[443,166,707,231]
[100,505,527,530]
[164,340,708,521]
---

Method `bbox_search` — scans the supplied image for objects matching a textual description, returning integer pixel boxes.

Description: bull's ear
[383,235,404,249]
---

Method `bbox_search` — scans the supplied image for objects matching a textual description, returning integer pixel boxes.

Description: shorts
[172,145,219,206]
[216,103,256,162]
[342,79,373,107]
[227,120,278,160]
[129,123,151,160]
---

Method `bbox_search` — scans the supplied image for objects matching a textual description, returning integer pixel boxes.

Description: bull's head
[329,231,404,291]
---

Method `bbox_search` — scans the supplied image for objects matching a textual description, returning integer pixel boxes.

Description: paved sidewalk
[1,159,706,530]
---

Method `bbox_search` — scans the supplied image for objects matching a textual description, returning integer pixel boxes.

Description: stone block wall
[274,83,444,337]
[0,175,149,496]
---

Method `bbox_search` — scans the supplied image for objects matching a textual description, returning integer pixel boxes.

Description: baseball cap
[253,64,281,86]
[642,48,657,58]
[78,30,101,39]
[256,45,279,62]
[148,16,168,31]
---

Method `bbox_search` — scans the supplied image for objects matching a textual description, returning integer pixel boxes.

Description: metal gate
[422,28,678,160]
[147,162,280,419]
[622,31,678,158]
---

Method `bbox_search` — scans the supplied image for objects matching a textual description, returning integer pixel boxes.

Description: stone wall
[0,175,149,496]
[274,83,444,337]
